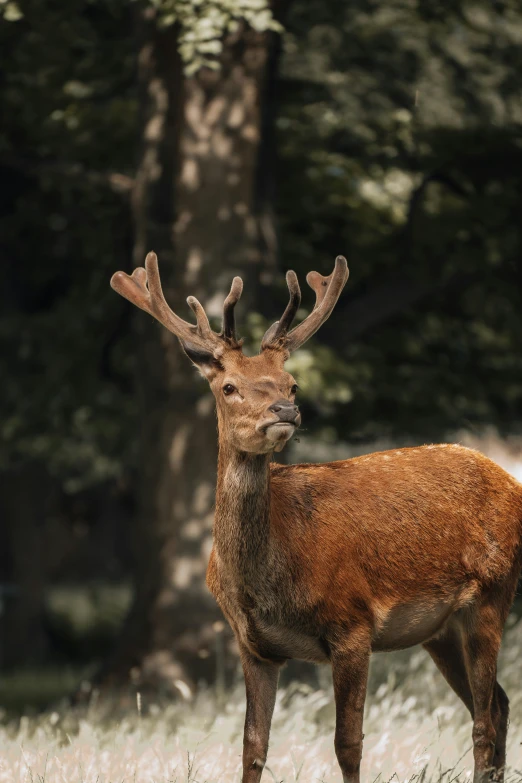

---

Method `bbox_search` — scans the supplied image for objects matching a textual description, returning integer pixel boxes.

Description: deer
[111,252,522,783]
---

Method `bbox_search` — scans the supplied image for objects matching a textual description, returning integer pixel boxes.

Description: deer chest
[213,579,329,664]
[207,548,330,663]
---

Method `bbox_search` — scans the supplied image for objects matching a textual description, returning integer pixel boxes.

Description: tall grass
[2,614,522,783]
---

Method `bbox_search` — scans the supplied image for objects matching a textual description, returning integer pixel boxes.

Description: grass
[2,614,522,783]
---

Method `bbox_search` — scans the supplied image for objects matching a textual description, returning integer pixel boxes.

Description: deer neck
[214,442,272,579]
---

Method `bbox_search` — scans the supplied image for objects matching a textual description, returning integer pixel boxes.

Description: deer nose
[268,399,300,423]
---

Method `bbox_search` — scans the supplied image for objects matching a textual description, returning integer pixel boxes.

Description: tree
[94,3,286,693]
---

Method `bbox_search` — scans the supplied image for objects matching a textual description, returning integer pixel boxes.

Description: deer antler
[260,271,301,347]
[222,276,243,341]
[110,252,243,351]
[111,251,346,355]
[261,255,348,352]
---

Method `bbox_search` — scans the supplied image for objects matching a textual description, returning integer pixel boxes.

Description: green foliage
[0,0,137,488]
[275,0,522,442]
[153,0,282,74]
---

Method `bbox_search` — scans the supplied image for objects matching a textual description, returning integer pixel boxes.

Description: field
[2,614,522,783]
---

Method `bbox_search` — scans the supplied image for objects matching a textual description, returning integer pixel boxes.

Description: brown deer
[111,252,522,783]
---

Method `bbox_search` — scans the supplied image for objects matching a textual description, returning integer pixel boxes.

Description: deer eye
[290,384,298,395]
[223,384,236,396]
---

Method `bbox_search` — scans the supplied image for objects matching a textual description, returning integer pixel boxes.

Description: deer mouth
[263,421,296,432]
[264,421,296,442]
[256,418,299,446]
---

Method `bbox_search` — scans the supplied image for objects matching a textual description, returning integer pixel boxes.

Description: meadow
[2,612,522,783]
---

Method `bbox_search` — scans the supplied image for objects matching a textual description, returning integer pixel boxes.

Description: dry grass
[2,614,522,783]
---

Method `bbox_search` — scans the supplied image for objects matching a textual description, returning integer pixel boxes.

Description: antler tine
[187,295,213,338]
[278,271,302,335]
[145,252,206,340]
[306,270,332,310]
[261,270,302,349]
[284,255,349,353]
[110,265,153,315]
[110,252,217,349]
[222,276,243,341]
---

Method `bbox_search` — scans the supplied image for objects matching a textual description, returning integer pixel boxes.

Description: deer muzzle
[268,399,300,425]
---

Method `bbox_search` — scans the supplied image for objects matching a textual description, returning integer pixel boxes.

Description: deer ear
[181,341,223,379]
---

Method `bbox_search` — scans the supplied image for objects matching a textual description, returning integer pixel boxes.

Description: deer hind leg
[331,629,371,783]
[491,682,509,782]
[462,599,508,783]
[423,619,474,716]
[425,615,509,783]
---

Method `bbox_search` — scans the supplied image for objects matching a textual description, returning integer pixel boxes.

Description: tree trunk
[94,8,281,698]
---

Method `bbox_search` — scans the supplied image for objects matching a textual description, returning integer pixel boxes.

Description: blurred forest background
[1,0,522,714]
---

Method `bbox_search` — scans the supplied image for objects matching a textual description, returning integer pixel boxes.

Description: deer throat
[214,449,273,587]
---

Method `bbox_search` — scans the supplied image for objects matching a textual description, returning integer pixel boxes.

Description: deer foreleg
[240,645,280,783]
[331,630,371,783]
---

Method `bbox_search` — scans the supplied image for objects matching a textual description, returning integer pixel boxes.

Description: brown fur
[112,254,522,783]
[208,441,522,783]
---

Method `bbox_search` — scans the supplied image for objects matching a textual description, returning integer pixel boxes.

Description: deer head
[111,252,348,454]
